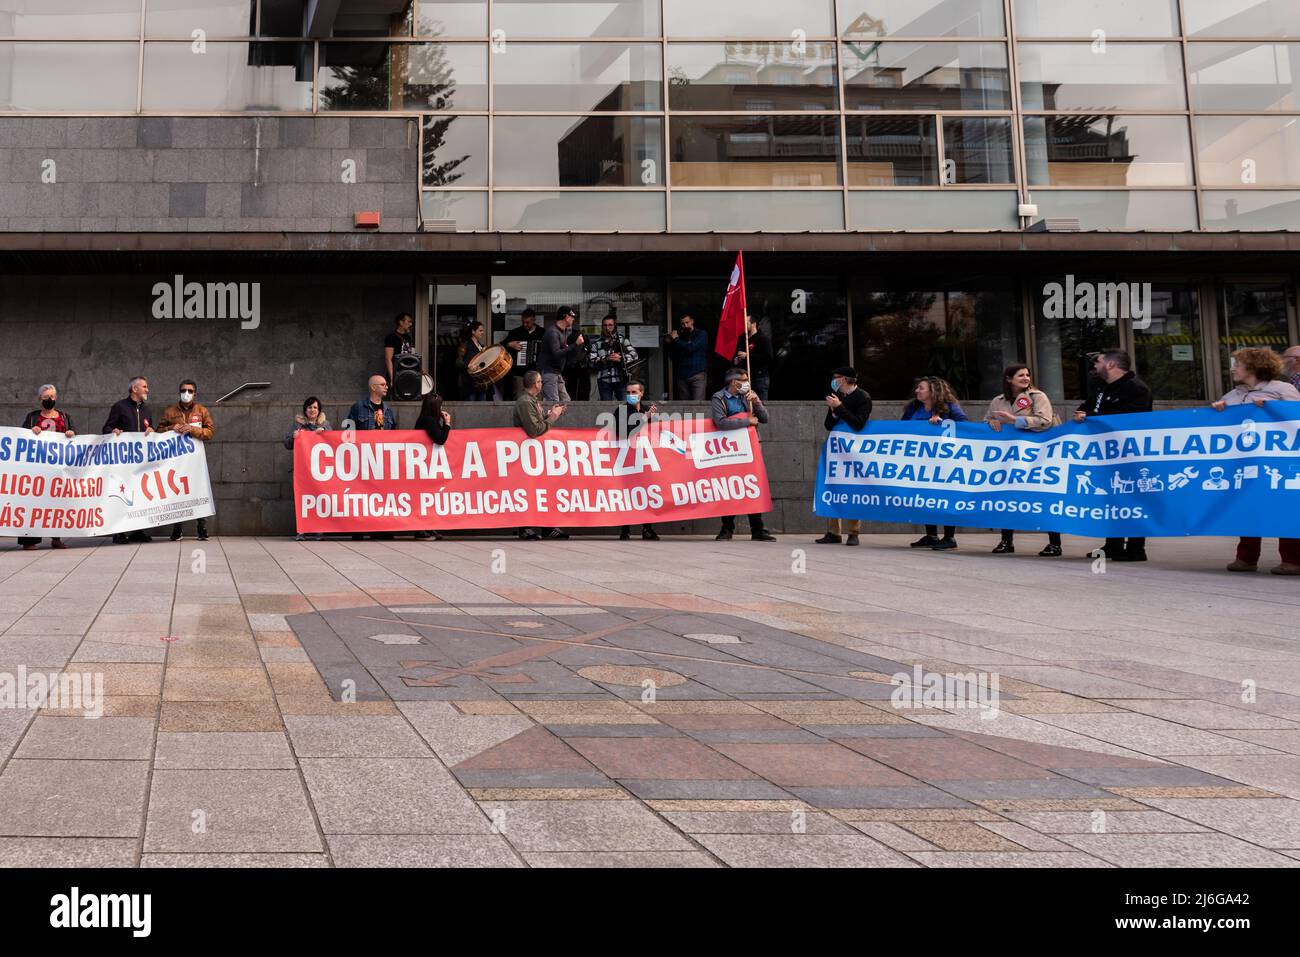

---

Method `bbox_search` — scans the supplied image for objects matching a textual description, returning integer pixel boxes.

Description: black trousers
[1104,536,1146,553]
[1002,529,1062,546]
[722,514,766,534]
[925,524,956,539]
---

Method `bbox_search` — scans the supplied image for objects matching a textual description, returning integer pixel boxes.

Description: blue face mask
[625,394,639,406]
[830,379,840,393]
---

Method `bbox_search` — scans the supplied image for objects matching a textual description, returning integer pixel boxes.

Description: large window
[1018,43,1187,111]
[495,115,663,186]
[0,42,139,111]
[1217,283,1293,391]
[943,116,1014,184]
[145,0,255,37]
[416,2,487,37]
[495,0,660,38]
[1186,43,1300,111]
[0,0,144,38]
[670,115,841,187]
[421,115,488,187]
[842,42,1010,111]
[1196,115,1300,187]
[668,42,838,111]
[1012,0,1179,37]
[495,42,661,111]
[665,0,834,38]
[838,0,1005,38]
[1023,115,1193,187]
[851,280,1022,401]
[1183,0,1298,38]
[318,41,488,111]
[846,115,937,186]
[143,42,314,111]
[1132,286,1205,401]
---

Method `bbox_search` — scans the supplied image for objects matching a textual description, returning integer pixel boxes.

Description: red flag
[715,251,747,362]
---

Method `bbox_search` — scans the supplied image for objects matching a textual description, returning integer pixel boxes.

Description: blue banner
[814,403,1300,538]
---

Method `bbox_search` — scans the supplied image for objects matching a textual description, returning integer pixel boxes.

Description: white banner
[0,427,214,537]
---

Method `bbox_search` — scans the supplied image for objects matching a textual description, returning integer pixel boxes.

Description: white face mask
[180,391,194,403]
[738,382,751,394]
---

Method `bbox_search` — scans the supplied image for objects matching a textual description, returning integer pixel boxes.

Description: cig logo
[152,274,260,330]
[703,436,739,456]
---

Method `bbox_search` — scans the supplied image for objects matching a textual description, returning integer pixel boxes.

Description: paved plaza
[1,533,1299,868]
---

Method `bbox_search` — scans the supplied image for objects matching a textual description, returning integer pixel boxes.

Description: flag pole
[740,252,750,381]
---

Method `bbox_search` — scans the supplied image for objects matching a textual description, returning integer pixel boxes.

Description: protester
[537,305,584,405]
[666,314,708,400]
[157,379,215,542]
[413,392,453,541]
[103,376,156,545]
[610,380,660,541]
[345,375,398,540]
[713,368,776,542]
[590,314,639,401]
[734,315,773,401]
[455,320,490,401]
[1212,347,1300,576]
[1283,343,1300,392]
[1074,350,1154,562]
[985,364,1063,557]
[284,396,330,541]
[903,376,967,551]
[564,318,592,402]
[384,312,415,385]
[816,366,871,547]
[17,384,75,550]
[513,370,567,541]
[503,308,545,398]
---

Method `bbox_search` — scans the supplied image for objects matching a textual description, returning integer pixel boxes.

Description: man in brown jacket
[157,378,215,541]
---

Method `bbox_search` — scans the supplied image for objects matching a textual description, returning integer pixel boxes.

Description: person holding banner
[1074,350,1153,562]
[1284,344,1300,392]
[514,370,568,541]
[285,397,330,541]
[157,379,215,542]
[103,376,156,545]
[816,367,871,547]
[610,381,661,541]
[17,384,76,550]
[713,369,776,542]
[345,376,398,540]
[985,364,1064,557]
[1213,347,1300,576]
[903,376,968,551]
[413,392,453,542]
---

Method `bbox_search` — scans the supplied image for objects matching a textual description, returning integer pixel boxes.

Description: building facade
[1,0,1298,533]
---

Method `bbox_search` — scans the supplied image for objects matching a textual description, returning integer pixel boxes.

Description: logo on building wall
[151,274,260,329]
[1041,275,1153,330]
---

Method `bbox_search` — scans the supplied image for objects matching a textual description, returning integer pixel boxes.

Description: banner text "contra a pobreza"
[293,420,772,532]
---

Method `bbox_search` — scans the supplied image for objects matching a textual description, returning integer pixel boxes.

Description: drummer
[456,321,493,401]
[503,308,545,399]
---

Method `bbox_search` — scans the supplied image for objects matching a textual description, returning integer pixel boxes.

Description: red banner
[292,417,772,533]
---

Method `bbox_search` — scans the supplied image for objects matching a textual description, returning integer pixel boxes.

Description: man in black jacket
[1074,350,1154,562]
[610,380,660,541]
[102,375,156,545]
[537,305,584,405]
[816,366,873,547]
[734,315,774,400]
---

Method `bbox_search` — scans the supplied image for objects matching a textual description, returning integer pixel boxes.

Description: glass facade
[0,0,1289,233]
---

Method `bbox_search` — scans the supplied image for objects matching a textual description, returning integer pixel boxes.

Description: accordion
[519,339,539,368]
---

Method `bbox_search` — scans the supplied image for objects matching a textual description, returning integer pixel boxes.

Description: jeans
[597,379,624,401]
[542,372,570,404]
[752,374,770,402]
[676,373,707,400]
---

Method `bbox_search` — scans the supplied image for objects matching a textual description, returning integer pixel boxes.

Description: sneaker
[197,531,208,542]
[991,540,1014,554]
[931,538,957,551]
[641,528,659,541]
[1270,563,1300,576]
[814,533,841,545]
[414,531,431,540]
[619,528,631,541]
[751,531,777,542]
[1038,544,1062,557]
[546,529,569,541]
[1226,559,1258,572]
[520,529,541,541]
[845,534,859,547]
[295,533,307,542]
[431,531,446,541]
[170,527,183,542]
[715,529,733,541]
[50,539,67,550]
[909,535,939,548]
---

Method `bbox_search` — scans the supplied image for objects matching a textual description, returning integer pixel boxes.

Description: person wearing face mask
[102,375,156,545]
[816,367,872,546]
[157,379,215,542]
[610,380,660,541]
[17,384,76,550]
[712,368,775,542]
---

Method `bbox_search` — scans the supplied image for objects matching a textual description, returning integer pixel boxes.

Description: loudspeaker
[395,353,422,373]
[393,369,422,401]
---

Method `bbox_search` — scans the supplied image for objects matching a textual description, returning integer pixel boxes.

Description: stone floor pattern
[2,533,1299,868]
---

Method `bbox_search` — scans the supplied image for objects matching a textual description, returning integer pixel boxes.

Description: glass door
[426,279,489,399]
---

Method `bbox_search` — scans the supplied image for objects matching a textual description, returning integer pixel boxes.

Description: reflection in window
[1218,283,1291,391]
[494,0,659,39]
[143,42,313,111]
[318,42,487,111]
[838,0,1004,38]
[495,116,663,187]
[846,115,937,186]
[1195,115,1300,187]
[495,42,661,111]
[852,283,1021,401]
[420,190,487,229]
[1131,286,1204,401]
[146,0,254,37]
[422,115,487,187]
[0,42,139,111]
[1203,191,1300,230]
[843,41,1009,110]
[1187,43,1300,111]
[1184,0,1297,38]
[1012,0,1178,37]
[668,42,837,111]
[848,191,1019,229]
[0,0,143,37]
[260,0,306,36]
[416,2,487,36]
[1023,115,1193,186]
[1018,43,1186,110]
[1031,189,1198,229]
[942,117,1013,183]
[1031,276,1122,401]
[665,0,833,38]
[670,116,841,187]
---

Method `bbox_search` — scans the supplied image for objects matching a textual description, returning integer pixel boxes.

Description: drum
[468,344,513,386]
[421,373,435,396]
